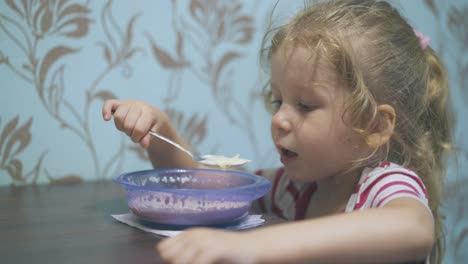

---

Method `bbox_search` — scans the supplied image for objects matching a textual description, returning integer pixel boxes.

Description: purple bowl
[113,168,271,226]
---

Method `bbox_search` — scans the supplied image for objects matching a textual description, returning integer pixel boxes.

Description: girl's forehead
[270,45,343,90]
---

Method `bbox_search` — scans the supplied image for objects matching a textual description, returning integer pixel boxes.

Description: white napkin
[112,213,265,237]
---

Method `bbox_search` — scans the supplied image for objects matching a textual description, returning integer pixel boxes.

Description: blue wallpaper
[1,0,467,261]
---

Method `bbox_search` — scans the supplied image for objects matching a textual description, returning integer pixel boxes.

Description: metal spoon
[148,131,250,166]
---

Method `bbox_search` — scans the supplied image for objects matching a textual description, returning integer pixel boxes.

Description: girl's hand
[156,228,258,264]
[102,99,168,148]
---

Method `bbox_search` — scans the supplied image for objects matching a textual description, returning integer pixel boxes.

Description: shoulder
[346,162,429,212]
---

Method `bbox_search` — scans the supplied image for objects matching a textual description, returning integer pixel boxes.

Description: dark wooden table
[0,181,282,264]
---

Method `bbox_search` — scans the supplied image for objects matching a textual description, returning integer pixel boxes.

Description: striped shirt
[345,161,429,213]
[256,161,429,220]
[255,162,430,263]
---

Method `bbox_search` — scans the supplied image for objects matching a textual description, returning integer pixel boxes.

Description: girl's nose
[271,106,292,133]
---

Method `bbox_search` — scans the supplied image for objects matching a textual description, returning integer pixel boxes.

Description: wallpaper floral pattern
[1,0,467,262]
[0,0,271,183]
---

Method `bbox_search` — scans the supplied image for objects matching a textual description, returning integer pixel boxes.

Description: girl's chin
[285,166,332,184]
[284,167,316,183]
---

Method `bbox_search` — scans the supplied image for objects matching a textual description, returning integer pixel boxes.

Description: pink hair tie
[413,29,430,49]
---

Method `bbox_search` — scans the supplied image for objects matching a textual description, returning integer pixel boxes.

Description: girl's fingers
[102,99,120,120]
[132,111,155,144]
[103,99,162,149]
[113,103,130,132]
[157,234,183,253]
[171,246,201,264]
[123,105,141,139]
[192,251,217,264]
[140,134,152,149]
[157,236,190,263]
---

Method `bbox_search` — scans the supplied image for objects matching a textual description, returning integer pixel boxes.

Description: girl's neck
[305,169,361,218]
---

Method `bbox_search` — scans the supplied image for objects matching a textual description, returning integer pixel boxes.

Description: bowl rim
[112,168,271,197]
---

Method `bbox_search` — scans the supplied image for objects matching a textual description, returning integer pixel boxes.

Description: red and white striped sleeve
[348,163,430,212]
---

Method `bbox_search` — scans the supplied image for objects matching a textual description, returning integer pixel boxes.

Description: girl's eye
[298,102,315,112]
[271,99,282,111]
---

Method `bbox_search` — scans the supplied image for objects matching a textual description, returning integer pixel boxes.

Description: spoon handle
[148,131,195,159]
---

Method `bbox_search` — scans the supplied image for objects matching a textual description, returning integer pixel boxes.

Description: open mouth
[280,147,298,158]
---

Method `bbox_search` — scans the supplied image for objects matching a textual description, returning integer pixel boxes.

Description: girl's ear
[366,104,396,148]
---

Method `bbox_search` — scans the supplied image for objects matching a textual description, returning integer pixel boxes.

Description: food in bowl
[113,168,271,226]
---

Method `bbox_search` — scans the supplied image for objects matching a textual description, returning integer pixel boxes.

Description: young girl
[102,0,452,263]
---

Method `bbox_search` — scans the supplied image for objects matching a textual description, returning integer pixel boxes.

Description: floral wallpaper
[0,0,467,262]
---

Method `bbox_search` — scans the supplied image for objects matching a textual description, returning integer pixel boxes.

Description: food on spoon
[199,154,251,169]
